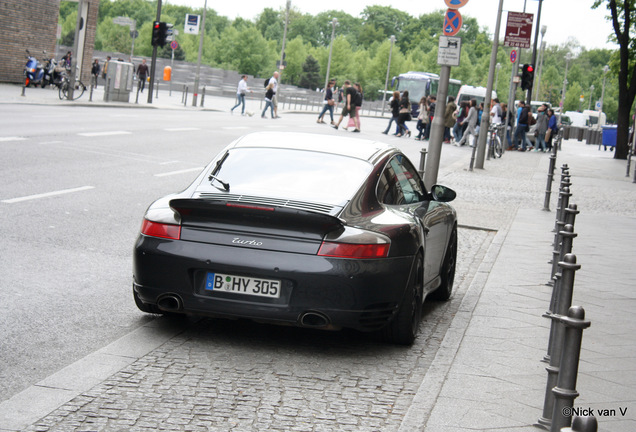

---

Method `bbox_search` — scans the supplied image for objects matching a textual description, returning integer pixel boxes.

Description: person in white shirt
[230,75,251,115]
[269,71,280,118]
[490,98,502,124]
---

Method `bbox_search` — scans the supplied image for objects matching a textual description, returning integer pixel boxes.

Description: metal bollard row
[537,199,594,431]
[550,306,591,432]
[539,253,581,428]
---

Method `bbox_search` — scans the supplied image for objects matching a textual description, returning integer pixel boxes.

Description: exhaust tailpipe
[157,295,183,312]
[300,311,330,328]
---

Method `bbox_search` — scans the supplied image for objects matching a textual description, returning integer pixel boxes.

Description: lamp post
[535,25,547,100]
[558,53,572,125]
[588,85,595,110]
[382,35,396,117]
[323,18,338,92]
[600,65,609,114]
[495,63,501,93]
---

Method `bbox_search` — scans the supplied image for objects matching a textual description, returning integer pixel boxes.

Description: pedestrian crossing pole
[475,0,504,169]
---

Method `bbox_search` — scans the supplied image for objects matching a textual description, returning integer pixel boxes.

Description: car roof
[228,131,396,164]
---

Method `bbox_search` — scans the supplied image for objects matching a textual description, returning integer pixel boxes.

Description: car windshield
[207,147,373,205]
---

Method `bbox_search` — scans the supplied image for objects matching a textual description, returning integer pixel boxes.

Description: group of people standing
[511,100,559,152]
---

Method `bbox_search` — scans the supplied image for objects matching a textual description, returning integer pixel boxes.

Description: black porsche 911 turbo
[133,132,457,345]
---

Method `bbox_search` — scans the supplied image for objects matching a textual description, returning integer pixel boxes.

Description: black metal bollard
[550,305,591,432]
[201,86,205,107]
[418,148,427,179]
[560,415,598,432]
[543,152,561,211]
[469,141,478,171]
[551,205,579,282]
[544,225,578,362]
[539,253,580,428]
[183,86,188,107]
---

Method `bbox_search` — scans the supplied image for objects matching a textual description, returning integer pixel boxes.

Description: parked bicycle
[58,74,86,100]
[488,123,504,158]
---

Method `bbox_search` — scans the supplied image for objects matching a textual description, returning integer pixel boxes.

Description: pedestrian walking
[261,82,275,119]
[382,91,401,135]
[317,79,336,124]
[231,75,252,115]
[268,71,280,118]
[136,59,149,93]
[415,96,429,141]
[444,96,457,143]
[456,99,478,147]
[425,96,436,139]
[332,81,358,131]
[452,101,468,143]
[102,56,110,83]
[396,91,412,137]
[535,104,549,151]
[346,83,363,132]
[545,108,559,151]
[512,100,530,151]
[90,59,100,89]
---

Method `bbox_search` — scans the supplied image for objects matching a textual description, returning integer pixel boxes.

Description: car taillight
[317,242,390,259]
[141,219,181,240]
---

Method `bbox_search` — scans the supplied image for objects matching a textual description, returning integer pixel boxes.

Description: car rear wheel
[380,253,423,345]
[430,227,457,301]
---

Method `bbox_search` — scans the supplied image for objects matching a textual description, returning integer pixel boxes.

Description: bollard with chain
[550,305,591,432]
[560,415,598,432]
[538,253,582,429]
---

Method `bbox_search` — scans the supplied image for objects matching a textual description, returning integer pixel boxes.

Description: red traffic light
[527,65,534,72]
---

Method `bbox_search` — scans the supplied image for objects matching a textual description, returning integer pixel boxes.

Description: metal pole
[424,65,450,188]
[192,0,207,106]
[535,25,547,100]
[382,35,396,117]
[475,0,504,169]
[558,55,572,126]
[147,0,162,104]
[323,18,337,92]
[525,0,543,106]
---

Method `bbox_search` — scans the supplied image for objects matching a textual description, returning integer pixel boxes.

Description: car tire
[133,289,161,314]
[430,227,457,301]
[381,253,423,345]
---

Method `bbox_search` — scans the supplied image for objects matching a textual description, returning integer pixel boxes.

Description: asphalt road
[0,103,470,403]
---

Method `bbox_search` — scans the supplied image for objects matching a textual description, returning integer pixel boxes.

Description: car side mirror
[431,185,456,202]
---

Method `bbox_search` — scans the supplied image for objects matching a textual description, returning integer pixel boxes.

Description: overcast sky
[163,0,616,51]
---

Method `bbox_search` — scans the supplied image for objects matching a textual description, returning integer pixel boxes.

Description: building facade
[0,0,99,84]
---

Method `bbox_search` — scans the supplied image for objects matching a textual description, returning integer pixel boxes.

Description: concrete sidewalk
[1,84,635,431]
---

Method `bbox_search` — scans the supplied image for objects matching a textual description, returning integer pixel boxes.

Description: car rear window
[206,148,373,205]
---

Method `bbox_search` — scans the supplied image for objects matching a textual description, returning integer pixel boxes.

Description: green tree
[299,55,321,89]
[593,0,636,159]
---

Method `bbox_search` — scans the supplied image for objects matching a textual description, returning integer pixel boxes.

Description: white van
[582,110,607,128]
[456,85,497,106]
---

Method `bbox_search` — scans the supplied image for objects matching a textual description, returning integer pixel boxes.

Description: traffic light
[521,63,535,91]
[151,21,168,47]
[165,23,174,43]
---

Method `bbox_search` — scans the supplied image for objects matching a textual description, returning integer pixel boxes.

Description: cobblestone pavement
[23,225,493,432]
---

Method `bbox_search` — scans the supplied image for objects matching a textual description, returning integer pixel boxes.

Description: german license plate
[205,272,281,299]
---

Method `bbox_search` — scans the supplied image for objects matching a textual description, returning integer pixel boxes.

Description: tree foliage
[58,0,623,123]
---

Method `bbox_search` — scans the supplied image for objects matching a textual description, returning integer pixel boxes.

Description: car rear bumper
[133,235,415,332]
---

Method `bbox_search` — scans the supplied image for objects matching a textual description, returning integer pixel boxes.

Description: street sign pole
[426,2,467,187]
[475,0,504,169]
